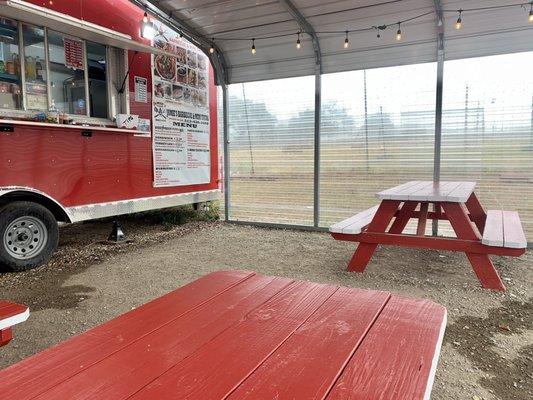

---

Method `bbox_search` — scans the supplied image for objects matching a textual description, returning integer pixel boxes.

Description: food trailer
[0,0,219,270]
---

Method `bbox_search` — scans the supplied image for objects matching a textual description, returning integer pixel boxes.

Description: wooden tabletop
[0,271,447,400]
[377,181,476,202]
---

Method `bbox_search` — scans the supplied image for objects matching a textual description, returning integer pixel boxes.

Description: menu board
[64,38,84,69]
[151,21,211,187]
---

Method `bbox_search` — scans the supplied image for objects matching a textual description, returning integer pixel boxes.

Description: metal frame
[432,0,445,235]
[222,84,230,221]
[278,0,322,227]
[17,21,26,111]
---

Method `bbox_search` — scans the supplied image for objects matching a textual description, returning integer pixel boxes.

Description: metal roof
[138,0,533,84]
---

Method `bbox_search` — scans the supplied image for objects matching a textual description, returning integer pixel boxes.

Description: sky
[227,51,533,129]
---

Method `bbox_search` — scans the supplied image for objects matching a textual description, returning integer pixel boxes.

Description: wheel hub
[3,216,48,259]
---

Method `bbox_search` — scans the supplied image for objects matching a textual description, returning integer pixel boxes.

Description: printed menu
[151,21,210,187]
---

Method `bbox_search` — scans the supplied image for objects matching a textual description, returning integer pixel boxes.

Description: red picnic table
[0,301,29,347]
[330,181,527,291]
[0,270,446,400]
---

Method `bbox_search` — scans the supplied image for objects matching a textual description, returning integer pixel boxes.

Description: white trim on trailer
[0,186,73,221]
[66,189,221,222]
[0,186,220,223]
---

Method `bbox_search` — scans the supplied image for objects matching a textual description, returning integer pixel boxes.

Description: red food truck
[0,0,219,270]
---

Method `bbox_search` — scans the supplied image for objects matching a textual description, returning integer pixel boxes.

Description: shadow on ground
[445,298,533,400]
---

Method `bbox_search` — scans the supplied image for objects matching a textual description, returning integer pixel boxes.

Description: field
[226,133,533,239]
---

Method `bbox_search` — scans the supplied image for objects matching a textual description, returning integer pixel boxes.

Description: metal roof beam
[278,0,322,72]
[129,0,229,84]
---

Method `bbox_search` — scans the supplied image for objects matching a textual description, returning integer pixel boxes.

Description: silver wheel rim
[3,216,48,260]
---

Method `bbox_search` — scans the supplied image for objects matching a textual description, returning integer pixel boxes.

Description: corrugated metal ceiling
[148,0,533,83]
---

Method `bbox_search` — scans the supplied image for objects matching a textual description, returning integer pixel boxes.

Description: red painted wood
[0,301,28,320]
[332,232,525,257]
[389,201,418,234]
[128,281,337,400]
[0,327,13,347]
[417,202,429,236]
[347,200,400,272]
[227,288,391,400]
[31,275,294,400]
[0,271,254,400]
[1,272,446,400]
[441,203,505,291]
[465,253,506,291]
[327,296,446,400]
[441,203,481,240]
[465,193,487,233]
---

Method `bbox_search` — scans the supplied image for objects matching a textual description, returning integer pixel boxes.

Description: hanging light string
[202,1,532,53]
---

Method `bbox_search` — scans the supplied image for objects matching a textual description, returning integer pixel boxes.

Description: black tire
[0,201,59,272]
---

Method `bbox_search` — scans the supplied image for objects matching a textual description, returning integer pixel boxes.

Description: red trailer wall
[0,0,219,207]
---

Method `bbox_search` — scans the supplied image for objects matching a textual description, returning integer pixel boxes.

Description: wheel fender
[0,187,72,223]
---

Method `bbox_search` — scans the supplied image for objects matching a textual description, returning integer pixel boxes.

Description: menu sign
[151,21,210,187]
[64,38,84,69]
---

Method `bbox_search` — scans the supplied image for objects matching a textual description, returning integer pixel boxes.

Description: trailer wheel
[0,201,59,272]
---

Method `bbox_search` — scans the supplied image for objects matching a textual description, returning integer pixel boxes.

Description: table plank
[330,206,380,235]
[377,181,476,202]
[129,281,338,400]
[327,296,447,400]
[502,211,527,248]
[226,288,391,400]
[0,302,29,331]
[376,181,422,199]
[30,275,294,400]
[0,270,255,400]
[482,210,504,247]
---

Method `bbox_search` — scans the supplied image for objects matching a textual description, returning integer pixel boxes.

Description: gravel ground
[0,216,531,400]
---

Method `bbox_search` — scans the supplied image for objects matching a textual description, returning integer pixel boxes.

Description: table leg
[417,203,429,236]
[0,327,13,347]
[389,201,418,234]
[347,200,400,272]
[465,192,487,234]
[441,202,505,291]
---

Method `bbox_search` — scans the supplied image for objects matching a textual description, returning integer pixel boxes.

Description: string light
[142,12,148,23]
[396,22,402,41]
[199,3,531,50]
[344,31,349,48]
[455,10,463,29]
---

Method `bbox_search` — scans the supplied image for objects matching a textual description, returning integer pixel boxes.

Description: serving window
[0,18,22,110]
[0,15,128,122]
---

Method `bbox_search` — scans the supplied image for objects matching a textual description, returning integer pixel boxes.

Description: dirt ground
[0,214,531,400]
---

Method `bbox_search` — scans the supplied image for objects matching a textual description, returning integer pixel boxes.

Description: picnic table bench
[0,270,447,399]
[331,181,527,291]
[0,301,29,347]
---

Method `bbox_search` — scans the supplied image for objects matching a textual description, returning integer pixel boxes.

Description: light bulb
[142,12,148,23]
[141,21,155,40]
[209,39,215,54]
[296,32,301,49]
[251,39,256,55]
[344,31,349,48]
[529,9,533,23]
[396,23,402,41]
[455,11,462,30]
